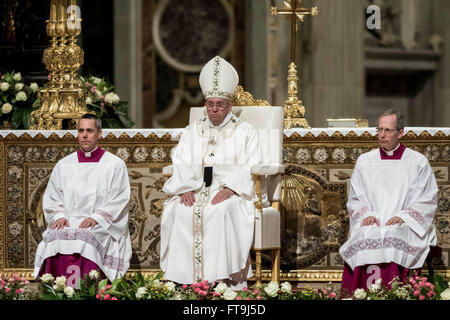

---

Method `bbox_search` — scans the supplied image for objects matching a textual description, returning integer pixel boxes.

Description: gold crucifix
[271,0,318,63]
[270,0,318,129]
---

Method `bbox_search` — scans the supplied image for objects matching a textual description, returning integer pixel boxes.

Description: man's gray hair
[377,109,405,131]
[80,113,102,131]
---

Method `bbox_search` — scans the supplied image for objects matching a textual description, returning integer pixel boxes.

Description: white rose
[136,287,147,300]
[95,89,102,99]
[441,288,450,300]
[30,83,39,92]
[223,288,237,300]
[214,282,228,294]
[280,282,292,294]
[92,77,102,85]
[353,288,367,300]
[55,276,67,288]
[86,97,92,104]
[152,279,162,289]
[16,91,27,101]
[13,72,22,81]
[89,270,99,280]
[264,281,279,297]
[0,82,10,92]
[15,83,24,91]
[40,273,54,284]
[64,286,74,298]
[105,92,120,104]
[164,281,176,292]
[2,103,12,114]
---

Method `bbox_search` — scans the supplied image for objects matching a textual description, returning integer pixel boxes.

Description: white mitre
[199,56,239,100]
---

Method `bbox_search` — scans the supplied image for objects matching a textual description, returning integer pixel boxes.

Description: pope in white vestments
[34,114,132,282]
[160,56,259,287]
[339,110,438,295]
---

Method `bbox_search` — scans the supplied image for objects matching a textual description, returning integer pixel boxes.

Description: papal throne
[186,87,284,285]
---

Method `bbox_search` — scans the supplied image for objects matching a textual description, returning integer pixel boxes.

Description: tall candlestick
[58,0,67,21]
[50,0,57,20]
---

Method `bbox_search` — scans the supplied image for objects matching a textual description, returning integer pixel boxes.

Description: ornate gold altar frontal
[0,128,449,282]
[30,0,89,130]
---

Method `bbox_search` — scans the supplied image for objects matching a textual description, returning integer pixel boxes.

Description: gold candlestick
[50,0,57,21]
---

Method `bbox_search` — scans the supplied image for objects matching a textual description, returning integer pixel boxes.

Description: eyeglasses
[206,100,229,110]
[376,128,398,134]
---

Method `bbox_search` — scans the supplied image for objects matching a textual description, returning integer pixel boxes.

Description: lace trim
[349,207,368,222]
[405,207,426,225]
[44,209,64,215]
[95,210,114,224]
[341,237,421,260]
[36,228,126,272]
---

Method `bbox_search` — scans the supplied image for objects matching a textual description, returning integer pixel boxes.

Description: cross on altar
[270,0,318,62]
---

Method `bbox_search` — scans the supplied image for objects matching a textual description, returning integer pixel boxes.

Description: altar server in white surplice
[34,113,132,284]
[339,109,438,296]
[160,56,259,289]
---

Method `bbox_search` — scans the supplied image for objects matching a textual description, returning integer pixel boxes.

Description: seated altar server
[33,113,132,284]
[160,56,259,289]
[339,109,438,296]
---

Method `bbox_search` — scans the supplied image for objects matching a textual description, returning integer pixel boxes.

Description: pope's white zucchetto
[199,56,239,100]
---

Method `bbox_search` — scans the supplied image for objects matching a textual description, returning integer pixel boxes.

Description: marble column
[113,0,143,128]
[297,0,366,127]
[244,0,269,101]
[431,0,450,127]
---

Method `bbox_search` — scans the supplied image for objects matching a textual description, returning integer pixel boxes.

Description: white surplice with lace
[33,151,132,281]
[339,147,438,270]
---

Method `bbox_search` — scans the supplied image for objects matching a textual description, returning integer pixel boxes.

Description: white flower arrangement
[40,273,54,284]
[2,103,12,114]
[280,281,292,294]
[164,281,176,292]
[13,72,22,81]
[64,286,75,298]
[214,282,228,294]
[15,83,24,91]
[353,288,367,300]
[15,91,27,101]
[89,270,99,280]
[264,281,280,297]
[441,288,450,300]
[0,82,10,92]
[136,287,148,300]
[222,288,237,300]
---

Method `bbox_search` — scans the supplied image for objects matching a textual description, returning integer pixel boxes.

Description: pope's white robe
[339,147,438,270]
[161,113,259,284]
[33,150,132,281]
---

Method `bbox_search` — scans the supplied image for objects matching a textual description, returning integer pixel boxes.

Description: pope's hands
[51,218,70,230]
[385,216,404,226]
[360,216,405,227]
[212,188,235,205]
[181,191,196,207]
[79,217,98,229]
[360,216,380,227]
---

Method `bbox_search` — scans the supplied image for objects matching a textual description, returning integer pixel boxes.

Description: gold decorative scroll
[30,0,89,130]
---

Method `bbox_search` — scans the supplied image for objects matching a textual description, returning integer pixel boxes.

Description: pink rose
[427,291,433,297]
[419,295,425,300]
[253,289,259,294]
[111,297,118,300]
[182,284,188,289]
[323,290,327,295]
[212,292,221,297]
[329,292,337,299]
[237,296,242,300]
[203,285,209,290]
[256,295,261,300]
[15,289,22,294]
[243,287,248,292]
[96,294,102,299]
[104,294,111,300]
[105,285,112,290]
[5,288,10,293]
[101,289,105,294]
[414,290,420,296]
[194,287,200,293]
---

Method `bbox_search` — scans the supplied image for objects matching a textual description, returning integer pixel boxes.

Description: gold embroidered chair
[163,87,284,286]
